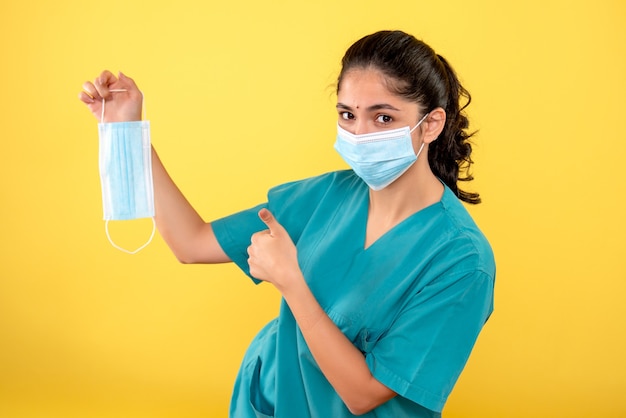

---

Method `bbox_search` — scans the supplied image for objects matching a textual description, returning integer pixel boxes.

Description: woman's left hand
[248,209,303,291]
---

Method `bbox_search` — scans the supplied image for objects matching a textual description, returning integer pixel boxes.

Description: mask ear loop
[410,112,430,160]
[409,112,430,133]
[101,89,155,254]
[105,218,156,255]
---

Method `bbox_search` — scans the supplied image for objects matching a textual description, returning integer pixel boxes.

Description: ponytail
[429,54,481,204]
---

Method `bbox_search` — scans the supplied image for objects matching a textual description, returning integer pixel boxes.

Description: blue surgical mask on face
[334,113,429,191]
[98,95,155,254]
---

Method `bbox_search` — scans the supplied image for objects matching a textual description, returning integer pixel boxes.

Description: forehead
[337,68,411,108]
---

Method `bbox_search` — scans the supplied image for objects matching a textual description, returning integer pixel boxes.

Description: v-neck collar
[360,184,447,251]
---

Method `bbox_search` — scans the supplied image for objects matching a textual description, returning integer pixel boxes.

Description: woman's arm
[248,209,396,415]
[79,70,229,264]
[150,148,229,264]
[283,275,397,415]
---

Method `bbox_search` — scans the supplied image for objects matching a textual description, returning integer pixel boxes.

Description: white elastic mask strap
[411,113,429,160]
[105,218,156,255]
[415,142,426,160]
[410,112,430,133]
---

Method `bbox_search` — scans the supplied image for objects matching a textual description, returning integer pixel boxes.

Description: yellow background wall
[1,1,624,417]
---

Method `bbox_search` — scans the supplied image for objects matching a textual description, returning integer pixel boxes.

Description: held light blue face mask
[334,113,429,191]
[98,92,155,254]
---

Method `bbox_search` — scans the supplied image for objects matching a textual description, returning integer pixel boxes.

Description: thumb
[258,208,282,236]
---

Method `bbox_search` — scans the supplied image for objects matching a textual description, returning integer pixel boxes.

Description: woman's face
[336,68,422,136]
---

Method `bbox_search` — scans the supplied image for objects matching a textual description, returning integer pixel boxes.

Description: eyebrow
[336,102,401,112]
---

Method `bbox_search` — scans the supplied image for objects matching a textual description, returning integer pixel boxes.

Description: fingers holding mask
[79,70,142,122]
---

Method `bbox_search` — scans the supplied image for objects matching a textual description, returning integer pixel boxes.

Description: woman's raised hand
[79,70,143,123]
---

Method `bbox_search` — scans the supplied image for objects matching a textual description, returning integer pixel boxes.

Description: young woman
[80,30,495,418]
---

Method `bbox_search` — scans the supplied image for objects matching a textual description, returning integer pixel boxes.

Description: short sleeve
[211,172,341,282]
[365,268,494,413]
[211,202,267,282]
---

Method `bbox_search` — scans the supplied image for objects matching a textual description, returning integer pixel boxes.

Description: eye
[340,111,354,120]
[376,114,392,124]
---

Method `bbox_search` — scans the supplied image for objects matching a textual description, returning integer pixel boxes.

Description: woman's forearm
[281,278,396,415]
[151,147,229,264]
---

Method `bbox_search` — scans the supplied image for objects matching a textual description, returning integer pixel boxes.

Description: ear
[421,107,446,144]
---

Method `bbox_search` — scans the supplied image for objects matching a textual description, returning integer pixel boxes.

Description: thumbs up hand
[248,208,303,291]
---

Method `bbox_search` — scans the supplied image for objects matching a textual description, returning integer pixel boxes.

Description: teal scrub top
[212,170,495,418]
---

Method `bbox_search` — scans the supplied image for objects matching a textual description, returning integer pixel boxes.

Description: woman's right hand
[79,70,143,123]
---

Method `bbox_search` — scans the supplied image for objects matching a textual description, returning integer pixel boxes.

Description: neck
[367,158,443,223]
